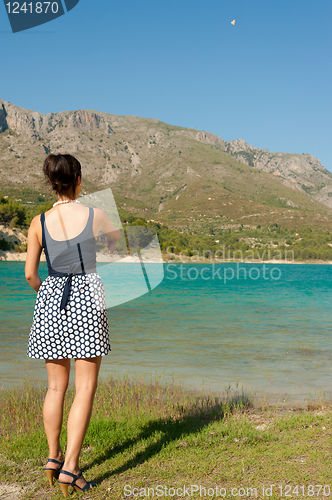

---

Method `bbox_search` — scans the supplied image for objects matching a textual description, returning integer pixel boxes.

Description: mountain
[1,98,332,233]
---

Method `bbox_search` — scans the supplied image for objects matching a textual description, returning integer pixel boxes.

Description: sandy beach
[2,249,332,265]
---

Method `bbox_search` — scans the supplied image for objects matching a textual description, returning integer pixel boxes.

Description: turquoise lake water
[1,261,332,403]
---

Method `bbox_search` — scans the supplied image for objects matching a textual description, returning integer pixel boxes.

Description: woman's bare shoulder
[30,214,42,228]
[92,207,111,225]
[92,207,107,217]
[92,208,121,235]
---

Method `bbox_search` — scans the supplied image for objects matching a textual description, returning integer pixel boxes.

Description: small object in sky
[231,19,236,25]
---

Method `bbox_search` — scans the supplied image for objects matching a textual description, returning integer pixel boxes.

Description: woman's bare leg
[58,357,101,489]
[44,359,71,464]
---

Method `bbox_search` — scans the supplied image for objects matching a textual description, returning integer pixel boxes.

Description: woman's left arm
[25,215,43,292]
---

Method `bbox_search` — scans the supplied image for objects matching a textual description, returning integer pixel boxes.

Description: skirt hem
[27,349,111,360]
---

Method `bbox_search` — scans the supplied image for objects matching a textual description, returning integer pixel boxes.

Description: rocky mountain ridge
[1,98,332,232]
[0,100,113,136]
[1,99,330,204]
[196,131,332,208]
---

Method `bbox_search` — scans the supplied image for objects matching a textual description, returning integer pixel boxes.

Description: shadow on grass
[0,376,251,487]
[89,394,250,483]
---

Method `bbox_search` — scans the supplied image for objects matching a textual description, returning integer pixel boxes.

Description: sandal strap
[58,469,96,491]
[47,458,63,466]
[59,469,82,484]
[81,481,96,492]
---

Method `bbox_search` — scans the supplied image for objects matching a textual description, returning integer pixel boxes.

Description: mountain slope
[1,98,332,233]
[222,137,332,208]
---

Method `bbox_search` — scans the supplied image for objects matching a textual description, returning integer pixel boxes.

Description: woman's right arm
[25,215,43,292]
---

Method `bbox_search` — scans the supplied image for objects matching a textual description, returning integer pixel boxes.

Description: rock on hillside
[196,131,226,148]
[0,99,113,137]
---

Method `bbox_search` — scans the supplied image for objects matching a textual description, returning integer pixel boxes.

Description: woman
[25,154,121,496]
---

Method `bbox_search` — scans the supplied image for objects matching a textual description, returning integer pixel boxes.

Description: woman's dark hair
[43,154,82,198]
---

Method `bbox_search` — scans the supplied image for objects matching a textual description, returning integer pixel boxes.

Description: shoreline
[1,249,332,265]
[1,363,330,409]
[0,370,330,411]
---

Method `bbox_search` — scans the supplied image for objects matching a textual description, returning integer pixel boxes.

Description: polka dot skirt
[27,273,111,360]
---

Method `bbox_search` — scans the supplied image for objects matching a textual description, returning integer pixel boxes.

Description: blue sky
[1,0,331,169]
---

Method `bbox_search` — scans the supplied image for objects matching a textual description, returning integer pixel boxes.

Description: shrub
[0,194,26,226]
[0,238,12,251]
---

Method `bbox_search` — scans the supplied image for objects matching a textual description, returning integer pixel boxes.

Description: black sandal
[58,469,96,497]
[44,458,64,487]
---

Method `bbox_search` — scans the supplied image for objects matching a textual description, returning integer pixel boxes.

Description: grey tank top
[41,206,97,276]
[40,207,97,311]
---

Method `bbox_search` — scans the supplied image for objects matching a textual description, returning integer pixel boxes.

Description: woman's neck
[57,196,77,202]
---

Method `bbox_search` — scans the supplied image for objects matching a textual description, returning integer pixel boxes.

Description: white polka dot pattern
[27,273,111,359]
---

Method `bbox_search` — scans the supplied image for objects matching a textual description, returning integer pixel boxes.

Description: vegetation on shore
[3,193,332,261]
[116,209,332,262]
[0,375,331,499]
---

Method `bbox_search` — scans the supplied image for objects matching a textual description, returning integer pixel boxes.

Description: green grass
[1,376,332,499]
